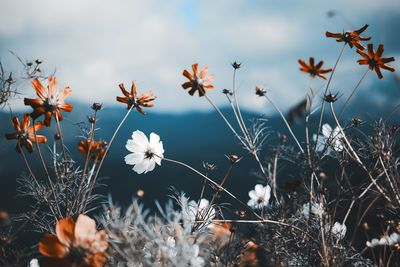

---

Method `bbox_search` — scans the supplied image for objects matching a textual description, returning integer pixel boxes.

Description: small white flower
[125,130,164,174]
[366,238,380,247]
[182,198,216,227]
[313,123,344,153]
[302,202,324,219]
[327,222,347,240]
[247,184,271,209]
[29,259,39,267]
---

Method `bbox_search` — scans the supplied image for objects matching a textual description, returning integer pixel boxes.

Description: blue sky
[0,0,399,113]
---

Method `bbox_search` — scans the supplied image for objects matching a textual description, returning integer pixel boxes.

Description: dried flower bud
[323,92,338,103]
[26,62,33,67]
[227,154,240,164]
[319,171,327,180]
[222,89,232,95]
[6,73,14,84]
[203,162,216,171]
[91,102,103,111]
[0,210,10,226]
[327,10,335,18]
[88,115,96,124]
[231,61,242,69]
[255,85,266,97]
[136,189,145,198]
[35,59,42,65]
[54,133,61,140]
[279,134,287,143]
[362,222,369,230]
[352,117,363,126]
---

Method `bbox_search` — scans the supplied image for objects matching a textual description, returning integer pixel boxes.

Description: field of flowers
[0,24,399,267]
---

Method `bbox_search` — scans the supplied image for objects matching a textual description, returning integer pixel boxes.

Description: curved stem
[162,156,263,220]
[81,106,134,213]
[264,94,304,154]
[315,44,346,152]
[338,69,369,120]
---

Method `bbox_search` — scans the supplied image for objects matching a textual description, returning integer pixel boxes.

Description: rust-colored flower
[182,63,214,97]
[116,81,156,115]
[298,57,332,80]
[357,44,395,79]
[5,114,47,153]
[24,76,73,127]
[77,139,107,161]
[39,214,108,267]
[326,24,371,50]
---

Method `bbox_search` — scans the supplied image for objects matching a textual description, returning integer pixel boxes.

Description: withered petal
[39,234,68,258]
[56,217,75,247]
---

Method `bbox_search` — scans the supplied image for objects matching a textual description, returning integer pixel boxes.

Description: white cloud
[0,0,399,113]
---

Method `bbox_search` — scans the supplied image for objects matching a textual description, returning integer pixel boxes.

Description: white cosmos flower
[125,130,164,174]
[29,259,39,267]
[182,198,216,227]
[247,184,271,209]
[326,222,347,240]
[313,123,344,153]
[302,202,324,219]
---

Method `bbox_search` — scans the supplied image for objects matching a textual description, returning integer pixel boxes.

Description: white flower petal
[248,190,257,200]
[254,184,264,196]
[149,132,160,146]
[145,160,156,173]
[125,153,144,165]
[133,161,148,174]
[322,124,333,138]
[126,140,145,153]
[132,130,149,145]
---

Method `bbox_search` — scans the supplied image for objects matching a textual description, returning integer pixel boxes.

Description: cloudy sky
[0,0,399,113]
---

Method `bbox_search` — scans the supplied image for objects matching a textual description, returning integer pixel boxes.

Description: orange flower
[24,76,73,127]
[326,24,371,50]
[357,44,395,79]
[77,139,107,161]
[116,81,156,115]
[39,214,108,267]
[182,63,214,97]
[298,57,332,80]
[5,114,47,153]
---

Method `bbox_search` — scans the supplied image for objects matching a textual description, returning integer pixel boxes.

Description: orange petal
[367,44,374,57]
[376,44,384,58]
[74,214,97,246]
[130,81,137,98]
[31,79,47,100]
[59,103,73,112]
[24,98,44,108]
[48,76,57,97]
[88,253,107,267]
[192,63,199,76]
[181,81,192,89]
[325,32,342,38]
[118,83,130,97]
[60,87,72,102]
[21,114,31,130]
[182,69,193,81]
[56,217,75,247]
[44,112,52,127]
[309,57,315,67]
[94,229,109,252]
[39,234,68,258]
[375,67,383,79]
[11,117,21,132]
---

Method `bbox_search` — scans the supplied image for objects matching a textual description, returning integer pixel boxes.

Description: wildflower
[29,259,39,267]
[357,44,395,79]
[328,222,347,240]
[227,154,240,164]
[125,130,164,174]
[38,214,108,267]
[302,202,324,219]
[182,198,216,224]
[203,162,216,172]
[77,139,107,161]
[255,85,266,97]
[24,76,73,127]
[116,81,156,115]
[326,24,371,50]
[298,57,332,80]
[247,184,271,209]
[181,63,214,97]
[352,117,363,126]
[313,123,344,153]
[5,114,47,153]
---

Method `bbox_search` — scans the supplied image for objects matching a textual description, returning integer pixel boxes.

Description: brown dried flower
[5,114,47,153]
[298,57,332,80]
[357,44,395,79]
[326,24,371,50]
[24,76,73,127]
[116,81,156,115]
[182,63,214,97]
